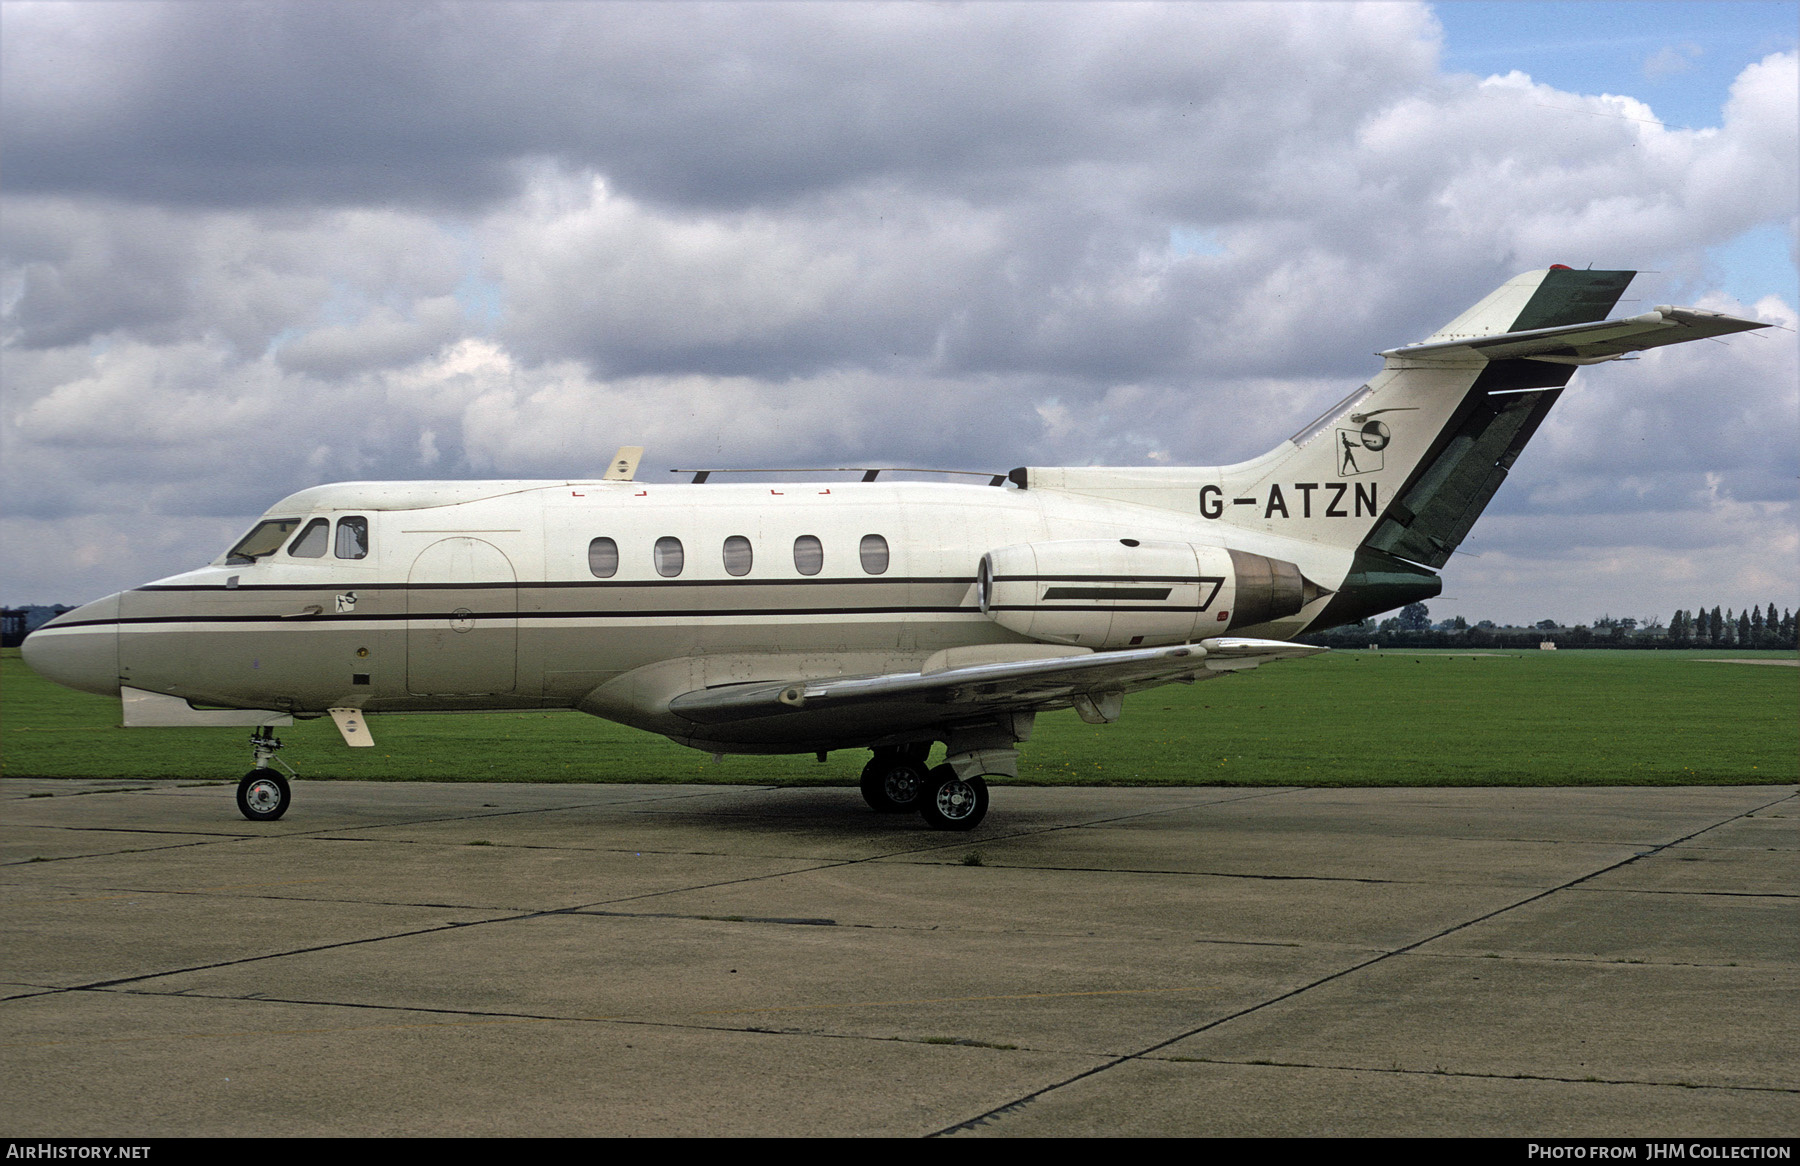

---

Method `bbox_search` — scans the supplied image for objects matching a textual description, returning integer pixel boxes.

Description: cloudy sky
[3,0,1795,625]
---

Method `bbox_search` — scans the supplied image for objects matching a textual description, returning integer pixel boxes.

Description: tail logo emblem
[1338,422,1389,476]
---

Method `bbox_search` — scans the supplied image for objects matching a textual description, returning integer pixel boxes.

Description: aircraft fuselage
[32,478,1345,754]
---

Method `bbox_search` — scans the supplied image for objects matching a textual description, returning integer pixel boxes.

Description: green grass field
[2,647,1794,787]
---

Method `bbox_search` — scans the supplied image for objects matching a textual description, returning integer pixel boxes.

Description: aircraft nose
[20,593,123,698]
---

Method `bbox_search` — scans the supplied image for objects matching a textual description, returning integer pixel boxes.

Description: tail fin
[1018,267,1768,626]
[1024,267,1767,553]
[1283,266,1642,565]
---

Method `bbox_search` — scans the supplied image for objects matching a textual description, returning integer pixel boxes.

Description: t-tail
[1014,266,1769,629]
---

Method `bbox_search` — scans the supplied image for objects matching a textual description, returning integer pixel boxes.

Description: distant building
[1,606,75,648]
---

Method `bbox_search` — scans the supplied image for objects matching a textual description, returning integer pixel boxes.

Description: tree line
[1665,604,1795,649]
[1304,601,1798,651]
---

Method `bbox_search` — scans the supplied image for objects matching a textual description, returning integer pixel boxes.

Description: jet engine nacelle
[978,540,1325,649]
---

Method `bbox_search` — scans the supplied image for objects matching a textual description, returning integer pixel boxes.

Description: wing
[666,637,1325,728]
[1380,306,1768,366]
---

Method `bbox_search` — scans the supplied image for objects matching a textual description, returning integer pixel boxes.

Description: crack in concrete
[1146,1054,1800,1095]
[928,788,1797,1137]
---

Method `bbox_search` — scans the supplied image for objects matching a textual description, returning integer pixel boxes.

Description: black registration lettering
[1355,482,1379,517]
[1326,483,1348,517]
[1295,482,1318,517]
[1263,485,1288,519]
[1199,485,1223,519]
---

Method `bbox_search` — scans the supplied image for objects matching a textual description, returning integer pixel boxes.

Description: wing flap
[666,638,1325,726]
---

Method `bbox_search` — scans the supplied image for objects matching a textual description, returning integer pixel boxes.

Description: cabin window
[859,534,890,575]
[226,518,303,565]
[334,516,369,560]
[793,535,823,576]
[722,535,753,577]
[654,536,685,577]
[287,519,329,558]
[588,537,619,578]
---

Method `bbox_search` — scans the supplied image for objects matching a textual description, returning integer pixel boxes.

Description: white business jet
[22,268,1767,829]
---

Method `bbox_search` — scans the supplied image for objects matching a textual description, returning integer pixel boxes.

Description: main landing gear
[861,745,994,831]
[919,766,989,831]
[237,728,296,822]
[860,745,931,814]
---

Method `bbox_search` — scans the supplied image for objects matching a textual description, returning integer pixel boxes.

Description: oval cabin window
[588,537,619,578]
[859,534,889,575]
[722,535,753,577]
[792,535,823,576]
[654,536,685,578]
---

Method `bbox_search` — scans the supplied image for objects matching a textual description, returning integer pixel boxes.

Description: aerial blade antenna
[604,446,645,481]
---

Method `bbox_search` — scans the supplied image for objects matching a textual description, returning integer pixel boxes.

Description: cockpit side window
[227,518,303,565]
[287,518,329,558]
[334,516,369,560]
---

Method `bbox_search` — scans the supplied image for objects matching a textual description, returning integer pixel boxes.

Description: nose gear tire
[237,771,291,822]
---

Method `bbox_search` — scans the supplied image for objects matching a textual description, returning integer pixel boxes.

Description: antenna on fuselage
[604,446,644,482]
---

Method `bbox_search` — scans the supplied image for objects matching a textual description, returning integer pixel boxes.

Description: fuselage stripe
[44,606,983,630]
[133,575,978,593]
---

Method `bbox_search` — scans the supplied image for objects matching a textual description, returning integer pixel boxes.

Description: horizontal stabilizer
[1381,307,1767,365]
[667,638,1325,725]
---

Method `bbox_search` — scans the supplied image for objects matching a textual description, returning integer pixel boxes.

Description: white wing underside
[667,637,1325,726]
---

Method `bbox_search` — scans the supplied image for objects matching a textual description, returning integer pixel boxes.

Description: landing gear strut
[237,728,296,822]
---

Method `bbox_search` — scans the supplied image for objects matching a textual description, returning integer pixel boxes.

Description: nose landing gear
[237,728,297,822]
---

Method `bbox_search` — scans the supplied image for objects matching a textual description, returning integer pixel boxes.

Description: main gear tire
[918,766,988,832]
[860,756,928,813]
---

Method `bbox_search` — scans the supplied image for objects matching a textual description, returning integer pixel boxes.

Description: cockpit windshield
[225,518,303,565]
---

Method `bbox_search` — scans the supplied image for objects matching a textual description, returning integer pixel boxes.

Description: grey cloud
[3,198,468,353]
[274,296,464,378]
[3,199,201,347]
[3,2,1438,212]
